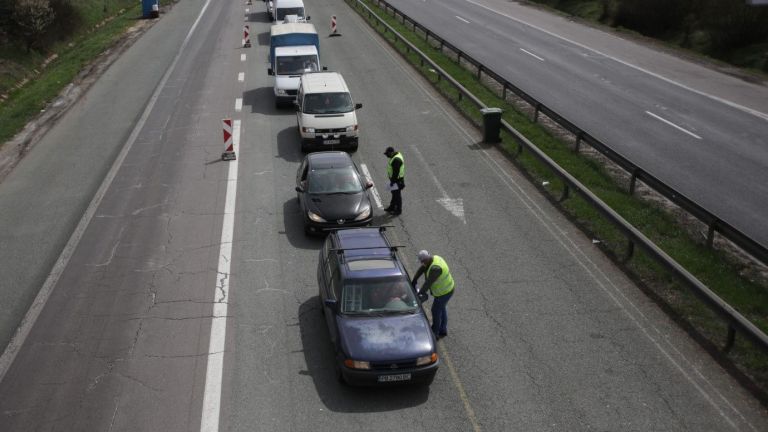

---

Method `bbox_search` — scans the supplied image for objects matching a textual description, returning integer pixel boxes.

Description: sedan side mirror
[324,298,339,313]
[306,15,311,21]
[322,66,328,71]
[355,103,363,110]
[365,181,373,190]
[295,186,304,193]
[268,68,274,76]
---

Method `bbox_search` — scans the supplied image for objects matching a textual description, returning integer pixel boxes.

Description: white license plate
[378,373,411,382]
[323,139,340,145]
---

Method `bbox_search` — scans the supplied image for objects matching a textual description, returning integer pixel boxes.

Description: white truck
[272,0,309,23]
[267,23,322,108]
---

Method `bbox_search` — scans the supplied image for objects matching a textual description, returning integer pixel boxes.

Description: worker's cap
[417,250,431,262]
[383,146,395,156]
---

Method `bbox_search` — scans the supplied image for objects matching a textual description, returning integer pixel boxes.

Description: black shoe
[383,206,393,212]
[388,210,401,216]
[437,332,447,339]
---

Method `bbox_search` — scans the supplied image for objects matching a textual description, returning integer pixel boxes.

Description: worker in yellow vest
[383,146,405,215]
[411,250,455,339]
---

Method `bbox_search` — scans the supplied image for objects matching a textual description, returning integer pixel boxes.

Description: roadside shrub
[13,0,55,52]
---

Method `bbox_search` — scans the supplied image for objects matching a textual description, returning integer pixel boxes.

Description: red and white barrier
[221,119,236,161]
[329,15,341,37]
[242,25,252,48]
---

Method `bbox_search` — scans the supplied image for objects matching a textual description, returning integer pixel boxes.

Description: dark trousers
[430,290,453,336]
[388,189,402,212]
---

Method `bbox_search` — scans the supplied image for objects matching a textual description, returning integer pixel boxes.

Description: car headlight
[416,353,438,366]
[308,211,326,223]
[345,125,358,132]
[354,206,371,221]
[344,359,371,370]
[302,127,315,133]
[276,88,288,95]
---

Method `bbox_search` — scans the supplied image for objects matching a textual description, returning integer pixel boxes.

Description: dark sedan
[295,152,373,235]
[318,227,439,386]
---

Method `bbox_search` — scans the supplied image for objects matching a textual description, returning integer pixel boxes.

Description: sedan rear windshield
[303,92,353,114]
[341,278,418,314]
[308,166,363,194]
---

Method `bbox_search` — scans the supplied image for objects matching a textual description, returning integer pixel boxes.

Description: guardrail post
[574,132,583,153]
[425,29,430,43]
[624,240,635,262]
[629,169,639,195]
[559,184,570,202]
[723,325,736,353]
[457,50,462,64]
[533,103,541,123]
[706,220,718,248]
[477,64,482,80]
[502,83,507,101]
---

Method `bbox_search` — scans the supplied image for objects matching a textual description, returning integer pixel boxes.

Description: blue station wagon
[317,227,439,386]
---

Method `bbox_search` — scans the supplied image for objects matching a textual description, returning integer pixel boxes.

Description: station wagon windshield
[303,92,354,114]
[340,278,418,314]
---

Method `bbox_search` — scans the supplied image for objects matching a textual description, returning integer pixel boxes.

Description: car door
[296,158,308,207]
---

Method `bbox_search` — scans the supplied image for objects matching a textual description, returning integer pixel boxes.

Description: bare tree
[13,0,55,52]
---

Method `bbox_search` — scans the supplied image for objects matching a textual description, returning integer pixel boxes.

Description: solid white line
[237,72,244,82]
[0,0,215,384]
[360,163,383,208]
[200,119,240,432]
[245,7,249,12]
[235,98,243,112]
[240,53,246,62]
[455,15,470,24]
[520,48,544,62]
[464,0,768,122]
[646,111,702,140]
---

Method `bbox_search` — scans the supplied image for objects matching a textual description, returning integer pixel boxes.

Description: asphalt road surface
[384,0,768,249]
[0,0,767,430]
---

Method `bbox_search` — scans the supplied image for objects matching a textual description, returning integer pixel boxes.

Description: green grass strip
[349,0,768,389]
[0,6,141,146]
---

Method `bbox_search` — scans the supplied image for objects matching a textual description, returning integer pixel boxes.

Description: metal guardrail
[365,0,768,268]
[348,0,768,354]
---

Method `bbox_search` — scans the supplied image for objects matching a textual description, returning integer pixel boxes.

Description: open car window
[341,278,418,314]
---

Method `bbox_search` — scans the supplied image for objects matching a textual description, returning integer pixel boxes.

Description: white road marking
[359,163,383,208]
[465,0,768,122]
[455,15,470,24]
[240,53,246,62]
[245,7,249,12]
[409,146,466,223]
[235,98,243,112]
[0,0,215,385]
[237,72,245,82]
[200,119,240,432]
[520,48,544,62]
[646,111,702,140]
[358,16,753,428]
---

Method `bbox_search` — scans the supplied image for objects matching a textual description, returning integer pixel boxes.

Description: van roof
[274,0,304,8]
[300,72,349,93]
[270,23,317,37]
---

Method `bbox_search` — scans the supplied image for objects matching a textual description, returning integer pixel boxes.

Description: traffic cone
[221,119,237,161]
[329,15,341,37]
[243,25,252,48]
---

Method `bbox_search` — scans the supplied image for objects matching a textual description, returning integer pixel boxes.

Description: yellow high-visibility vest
[387,153,404,180]
[428,255,454,297]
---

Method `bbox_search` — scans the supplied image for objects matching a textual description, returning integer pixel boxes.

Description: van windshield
[276,55,318,75]
[303,92,353,114]
[276,7,304,20]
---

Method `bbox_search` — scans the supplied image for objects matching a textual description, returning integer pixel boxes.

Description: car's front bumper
[340,360,439,386]
[301,135,358,151]
[304,215,372,235]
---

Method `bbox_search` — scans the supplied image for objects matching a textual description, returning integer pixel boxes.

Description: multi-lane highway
[384,0,768,249]
[0,0,766,430]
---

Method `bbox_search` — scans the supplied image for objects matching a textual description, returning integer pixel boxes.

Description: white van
[296,72,362,152]
[273,0,309,22]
